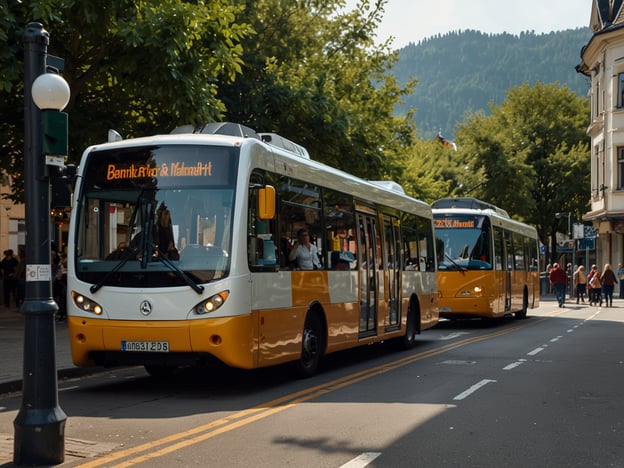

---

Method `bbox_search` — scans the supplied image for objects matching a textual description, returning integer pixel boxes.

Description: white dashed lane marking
[453,379,497,401]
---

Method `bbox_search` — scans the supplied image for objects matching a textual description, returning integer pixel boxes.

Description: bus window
[494,226,504,270]
[278,176,323,269]
[513,231,526,270]
[433,214,491,271]
[248,170,278,269]
[505,230,514,271]
[400,219,418,271]
[416,216,436,272]
[323,189,356,270]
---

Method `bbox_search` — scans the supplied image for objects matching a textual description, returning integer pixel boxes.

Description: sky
[346,0,592,48]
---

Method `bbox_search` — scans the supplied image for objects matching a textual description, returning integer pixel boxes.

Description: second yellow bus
[432,197,539,319]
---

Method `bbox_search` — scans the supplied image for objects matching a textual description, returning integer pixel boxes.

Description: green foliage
[453,82,590,256]
[400,139,458,202]
[219,0,417,180]
[1,0,249,202]
[1,0,413,201]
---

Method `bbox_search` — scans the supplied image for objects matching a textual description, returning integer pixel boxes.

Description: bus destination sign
[434,218,476,229]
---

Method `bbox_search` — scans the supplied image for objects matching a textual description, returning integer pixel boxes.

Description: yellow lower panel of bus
[419,293,440,329]
[67,314,259,369]
[256,302,360,368]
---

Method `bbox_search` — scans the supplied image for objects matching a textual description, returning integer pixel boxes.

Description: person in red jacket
[549,262,568,307]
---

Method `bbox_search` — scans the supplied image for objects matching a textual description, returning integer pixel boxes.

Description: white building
[577,0,624,265]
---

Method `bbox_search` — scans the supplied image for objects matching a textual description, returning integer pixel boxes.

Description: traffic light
[50,164,76,209]
[41,109,68,155]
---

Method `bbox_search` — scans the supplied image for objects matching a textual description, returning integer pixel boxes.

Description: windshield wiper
[89,250,204,295]
[155,254,205,294]
[444,253,467,272]
[90,252,133,294]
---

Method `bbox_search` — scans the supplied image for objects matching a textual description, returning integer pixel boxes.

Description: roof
[577,0,624,75]
[591,0,624,32]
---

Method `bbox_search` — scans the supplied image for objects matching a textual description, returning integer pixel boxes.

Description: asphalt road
[1,299,623,467]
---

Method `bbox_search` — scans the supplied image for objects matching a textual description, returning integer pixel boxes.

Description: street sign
[556,240,575,252]
[584,226,597,238]
[578,238,595,250]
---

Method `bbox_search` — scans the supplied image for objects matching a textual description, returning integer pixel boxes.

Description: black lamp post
[13,22,68,465]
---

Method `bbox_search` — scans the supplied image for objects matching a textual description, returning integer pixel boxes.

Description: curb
[0,366,109,396]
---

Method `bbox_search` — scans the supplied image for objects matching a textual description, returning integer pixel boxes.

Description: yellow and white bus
[67,122,438,377]
[432,197,539,320]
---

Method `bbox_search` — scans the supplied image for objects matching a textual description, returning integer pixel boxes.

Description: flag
[434,131,457,151]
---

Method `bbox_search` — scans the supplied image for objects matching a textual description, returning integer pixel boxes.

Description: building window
[594,79,600,117]
[619,73,624,108]
[618,147,624,190]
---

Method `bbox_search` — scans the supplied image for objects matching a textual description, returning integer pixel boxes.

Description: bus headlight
[71,291,103,315]
[194,290,229,315]
[459,286,483,297]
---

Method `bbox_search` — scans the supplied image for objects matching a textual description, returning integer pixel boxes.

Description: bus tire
[294,312,324,378]
[515,290,529,320]
[396,300,419,350]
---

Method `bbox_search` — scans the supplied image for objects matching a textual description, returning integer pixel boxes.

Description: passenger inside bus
[288,228,321,270]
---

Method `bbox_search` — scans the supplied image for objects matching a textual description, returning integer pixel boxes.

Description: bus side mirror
[257,185,276,220]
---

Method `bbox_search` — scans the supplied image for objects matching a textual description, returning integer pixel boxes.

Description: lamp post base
[14,409,66,465]
[13,303,67,465]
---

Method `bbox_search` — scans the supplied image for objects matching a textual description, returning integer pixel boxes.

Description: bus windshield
[434,214,492,270]
[74,144,238,287]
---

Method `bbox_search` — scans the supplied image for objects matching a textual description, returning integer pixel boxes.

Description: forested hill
[393,28,593,140]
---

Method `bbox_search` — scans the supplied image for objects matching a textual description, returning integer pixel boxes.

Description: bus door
[504,230,513,312]
[356,210,380,336]
[382,214,401,328]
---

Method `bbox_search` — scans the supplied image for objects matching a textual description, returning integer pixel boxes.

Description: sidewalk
[0,304,94,394]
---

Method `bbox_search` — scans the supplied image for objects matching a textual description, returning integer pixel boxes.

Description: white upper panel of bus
[80,130,432,219]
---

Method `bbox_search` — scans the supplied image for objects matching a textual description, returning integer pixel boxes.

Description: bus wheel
[515,291,528,320]
[396,303,419,350]
[295,313,324,378]
[144,364,177,379]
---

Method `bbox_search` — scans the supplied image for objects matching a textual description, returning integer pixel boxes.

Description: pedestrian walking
[0,249,18,308]
[549,262,567,307]
[574,265,587,304]
[588,264,602,306]
[601,263,618,307]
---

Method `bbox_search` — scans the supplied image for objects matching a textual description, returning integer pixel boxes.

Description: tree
[399,138,458,203]
[453,110,535,218]
[1,0,250,202]
[453,82,590,261]
[218,0,417,181]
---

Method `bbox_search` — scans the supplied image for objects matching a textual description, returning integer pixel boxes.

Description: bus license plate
[121,341,169,352]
